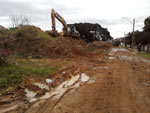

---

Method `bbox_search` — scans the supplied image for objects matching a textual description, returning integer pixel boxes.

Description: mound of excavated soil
[0,26,112,58]
[36,36,89,57]
[2,36,112,58]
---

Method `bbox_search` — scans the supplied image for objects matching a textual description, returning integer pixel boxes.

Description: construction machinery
[51,9,80,38]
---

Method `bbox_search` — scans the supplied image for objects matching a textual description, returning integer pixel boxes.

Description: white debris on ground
[25,88,37,102]
[81,73,90,82]
[25,73,95,102]
[87,77,96,84]
[93,66,109,70]
[142,82,149,87]
[41,74,81,100]
[109,57,115,60]
[34,83,49,90]
[45,79,53,84]
[41,73,92,100]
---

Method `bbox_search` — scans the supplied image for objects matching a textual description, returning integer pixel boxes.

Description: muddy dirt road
[0,48,150,113]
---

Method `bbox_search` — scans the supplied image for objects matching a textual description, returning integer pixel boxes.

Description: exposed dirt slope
[0,26,111,58]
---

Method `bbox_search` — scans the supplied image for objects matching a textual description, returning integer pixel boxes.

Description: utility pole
[124,32,126,47]
[122,17,135,49]
[132,19,135,49]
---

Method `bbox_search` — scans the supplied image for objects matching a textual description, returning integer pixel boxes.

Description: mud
[0,46,150,113]
[24,73,93,102]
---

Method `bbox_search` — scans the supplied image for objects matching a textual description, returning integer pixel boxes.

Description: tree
[134,30,143,45]
[125,32,132,46]
[9,14,30,28]
[143,16,150,32]
[74,23,112,42]
[142,16,150,52]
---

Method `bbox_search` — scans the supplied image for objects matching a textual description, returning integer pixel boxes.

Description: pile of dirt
[30,37,112,58]
[0,25,112,58]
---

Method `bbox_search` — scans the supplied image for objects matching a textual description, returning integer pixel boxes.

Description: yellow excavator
[51,9,80,38]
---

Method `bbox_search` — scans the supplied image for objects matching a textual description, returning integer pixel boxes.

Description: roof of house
[0,25,6,31]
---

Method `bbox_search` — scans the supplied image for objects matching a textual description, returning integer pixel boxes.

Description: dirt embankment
[14,37,112,58]
[0,25,112,58]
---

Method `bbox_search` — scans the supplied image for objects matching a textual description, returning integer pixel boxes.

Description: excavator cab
[67,24,80,38]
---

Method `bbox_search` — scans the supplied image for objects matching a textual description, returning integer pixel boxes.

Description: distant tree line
[125,16,150,52]
[73,23,113,42]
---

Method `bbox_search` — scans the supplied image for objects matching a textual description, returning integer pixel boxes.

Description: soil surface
[0,47,150,113]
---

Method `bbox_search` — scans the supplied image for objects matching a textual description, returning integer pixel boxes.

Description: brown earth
[0,44,150,113]
[2,35,108,58]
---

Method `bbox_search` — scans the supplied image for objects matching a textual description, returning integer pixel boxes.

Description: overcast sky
[0,0,149,38]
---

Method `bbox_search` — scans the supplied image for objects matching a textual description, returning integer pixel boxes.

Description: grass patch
[1,25,55,40]
[136,52,150,58]
[0,57,56,90]
[123,46,129,49]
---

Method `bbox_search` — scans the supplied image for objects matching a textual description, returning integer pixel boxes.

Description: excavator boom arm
[51,9,68,35]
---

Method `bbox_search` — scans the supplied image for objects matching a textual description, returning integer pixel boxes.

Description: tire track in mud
[124,60,150,113]
[107,49,150,113]
[100,58,137,113]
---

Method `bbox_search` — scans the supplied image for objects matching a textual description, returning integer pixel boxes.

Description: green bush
[113,40,121,47]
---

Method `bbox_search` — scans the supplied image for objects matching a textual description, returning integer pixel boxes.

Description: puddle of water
[40,92,51,99]
[81,73,90,82]
[25,88,37,102]
[104,66,109,69]
[109,57,115,60]
[119,55,150,63]
[87,77,96,84]
[42,74,81,100]
[100,66,108,69]
[109,48,150,63]
[34,83,49,90]
[141,59,150,63]
[41,73,93,100]
[93,66,108,70]
[109,48,128,55]
[25,73,95,102]
[142,82,149,86]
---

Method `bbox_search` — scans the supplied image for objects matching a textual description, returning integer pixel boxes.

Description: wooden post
[132,19,135,49]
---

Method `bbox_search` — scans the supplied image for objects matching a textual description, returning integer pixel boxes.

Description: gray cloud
[0,0,79,26]
[0,0,149,38]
